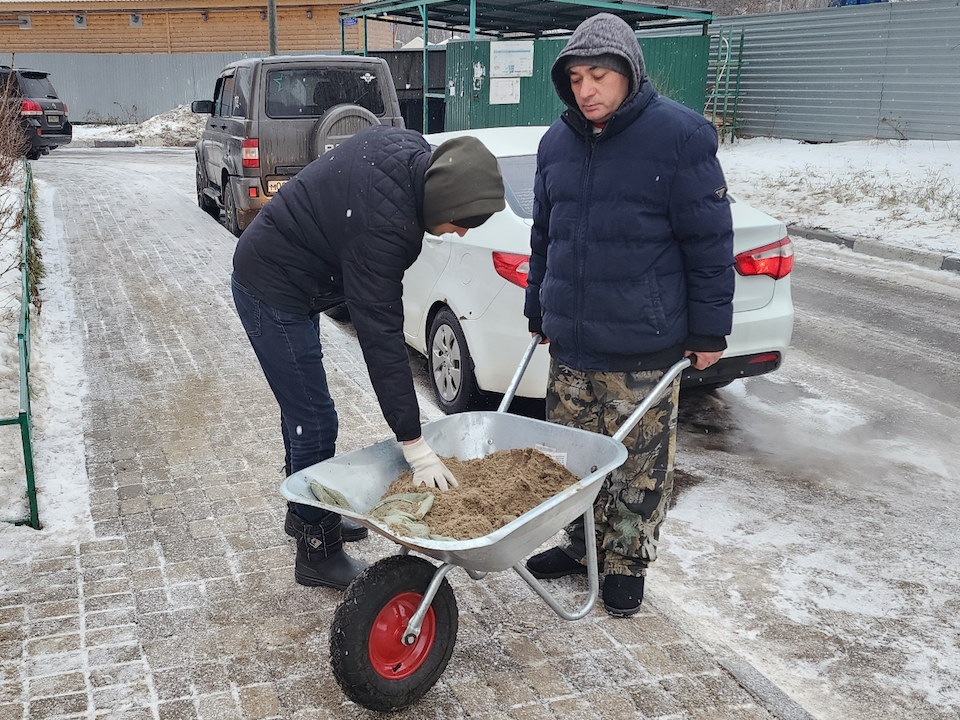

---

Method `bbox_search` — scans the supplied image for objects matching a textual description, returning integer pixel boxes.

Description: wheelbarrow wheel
[330,555,458,711]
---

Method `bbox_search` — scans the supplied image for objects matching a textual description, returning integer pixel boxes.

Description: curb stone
[789,225,960,274]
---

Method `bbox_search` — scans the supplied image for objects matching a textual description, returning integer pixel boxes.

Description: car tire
[311,104,381,159]
[25,148,41,161]
[222,177,242,237]
[196,164,219,219]
[427,307,480,415]
[323,303,351,322]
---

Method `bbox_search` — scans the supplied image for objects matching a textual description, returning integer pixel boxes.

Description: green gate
[445,35,710,131]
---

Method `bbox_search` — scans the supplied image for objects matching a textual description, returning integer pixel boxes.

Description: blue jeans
[232,274,337,525]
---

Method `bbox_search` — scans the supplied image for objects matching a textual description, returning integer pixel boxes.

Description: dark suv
[1,65,72,160]
[191,55,404,236]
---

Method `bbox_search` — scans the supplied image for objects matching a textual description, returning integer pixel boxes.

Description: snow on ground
[70,103,205,148]
[719,137,960,258]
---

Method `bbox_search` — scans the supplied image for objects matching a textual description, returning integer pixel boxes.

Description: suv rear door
[17,71,68,141]
[257,61,393,195]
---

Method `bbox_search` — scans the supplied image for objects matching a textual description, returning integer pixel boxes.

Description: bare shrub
[1,73,28,185]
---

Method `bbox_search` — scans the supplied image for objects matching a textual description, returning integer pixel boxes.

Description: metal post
[470,0,476,40]
[267,0,278,55]
[421,3,429,133]
[340,14,345,53]
[363,16,368,56]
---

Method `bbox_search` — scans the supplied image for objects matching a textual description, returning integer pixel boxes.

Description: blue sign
[341,17,358,26]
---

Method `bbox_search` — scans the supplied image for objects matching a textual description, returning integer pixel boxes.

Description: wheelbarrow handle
[611,357,691,444]
[497,334,544,413]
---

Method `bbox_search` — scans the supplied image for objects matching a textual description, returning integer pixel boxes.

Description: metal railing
[2,160,39,529]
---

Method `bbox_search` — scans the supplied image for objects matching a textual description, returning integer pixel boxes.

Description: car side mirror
[191,100,214,114]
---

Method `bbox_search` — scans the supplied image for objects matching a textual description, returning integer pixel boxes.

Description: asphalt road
[663,238,960,720]
[32,147,960,720]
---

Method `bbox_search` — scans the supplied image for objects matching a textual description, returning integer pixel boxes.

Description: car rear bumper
[233,176,270,214]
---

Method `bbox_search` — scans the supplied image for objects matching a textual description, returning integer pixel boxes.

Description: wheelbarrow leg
[513,508,600,621]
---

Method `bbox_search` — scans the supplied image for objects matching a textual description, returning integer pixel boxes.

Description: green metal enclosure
[444,35,710,131]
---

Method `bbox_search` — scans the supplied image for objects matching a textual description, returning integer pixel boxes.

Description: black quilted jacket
[233,125,432,442]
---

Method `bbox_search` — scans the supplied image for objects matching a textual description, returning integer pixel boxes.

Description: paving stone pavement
[2,149,780,720]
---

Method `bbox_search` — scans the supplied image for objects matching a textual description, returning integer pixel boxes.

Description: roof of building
[340,0,714,38]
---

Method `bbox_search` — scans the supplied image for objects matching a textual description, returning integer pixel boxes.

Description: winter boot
[602,574,645,617]
[526,547,589,579]
[284,508,368,590]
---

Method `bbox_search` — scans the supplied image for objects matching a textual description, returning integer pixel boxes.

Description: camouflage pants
[547,360,680,578]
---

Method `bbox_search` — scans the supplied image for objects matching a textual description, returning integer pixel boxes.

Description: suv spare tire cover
[311,104,381,159]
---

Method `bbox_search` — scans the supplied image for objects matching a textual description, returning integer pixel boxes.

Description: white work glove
[401,437,459,492]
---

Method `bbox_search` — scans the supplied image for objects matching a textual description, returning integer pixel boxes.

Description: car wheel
[311,104,380,158]
[427,307,480,414]
[196,164,219,219]
[323,303,351,322]
[222,177,241,237]
[25,148,41,160]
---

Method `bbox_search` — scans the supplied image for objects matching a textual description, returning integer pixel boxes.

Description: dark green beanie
[423,136,505,230]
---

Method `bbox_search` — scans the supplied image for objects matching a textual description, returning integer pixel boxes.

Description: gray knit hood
[551,13,646,117]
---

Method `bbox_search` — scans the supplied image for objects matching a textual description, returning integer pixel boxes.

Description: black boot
[284,508,368,590]
[602,574,645,617]
[283,503,369,542]
[526,547,588,579]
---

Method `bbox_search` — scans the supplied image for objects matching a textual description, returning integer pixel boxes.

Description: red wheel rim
[368,592,436,680]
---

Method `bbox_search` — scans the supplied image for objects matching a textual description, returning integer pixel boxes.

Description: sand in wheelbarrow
[383,447,580,541]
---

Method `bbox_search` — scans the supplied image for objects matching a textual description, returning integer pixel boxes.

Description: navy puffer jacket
[233,125,431,441]
[524,80,735,372]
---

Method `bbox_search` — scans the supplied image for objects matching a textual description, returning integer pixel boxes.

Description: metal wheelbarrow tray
[279,337,689,712]
[280,409,627,572]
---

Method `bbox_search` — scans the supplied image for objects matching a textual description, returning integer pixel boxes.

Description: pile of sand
[383,447,580,541]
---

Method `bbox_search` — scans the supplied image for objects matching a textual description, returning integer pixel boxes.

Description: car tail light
[242,139,259,168]
[20,99,42,116]
[248,187,258,198]
[735,236,793,279]
[493,252,529,288]
[63,103,68,116]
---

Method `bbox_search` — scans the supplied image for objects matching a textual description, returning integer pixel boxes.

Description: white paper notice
[490,40,535,77]
[490,77,520,105]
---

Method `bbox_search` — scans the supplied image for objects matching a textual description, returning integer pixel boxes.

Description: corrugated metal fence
[4,0,960,140]
[0,51,279,123]
[709,0,960,141]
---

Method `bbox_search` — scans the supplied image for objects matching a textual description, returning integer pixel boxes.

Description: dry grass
[775,164,960,225]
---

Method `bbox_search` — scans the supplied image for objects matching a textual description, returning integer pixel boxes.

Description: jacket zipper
[574,136,596,369]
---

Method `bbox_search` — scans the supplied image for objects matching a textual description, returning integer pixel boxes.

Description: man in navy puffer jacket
[523,13,735,617]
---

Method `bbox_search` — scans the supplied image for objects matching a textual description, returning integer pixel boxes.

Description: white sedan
[403,126,794,414]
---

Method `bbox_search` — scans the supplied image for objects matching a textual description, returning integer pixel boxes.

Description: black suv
[1,65,72,160]
[191,55,404,236]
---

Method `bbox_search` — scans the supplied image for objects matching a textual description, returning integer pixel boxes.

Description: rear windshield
[18,73,58,99]
[265,67,386,119]
[498,155,537,219]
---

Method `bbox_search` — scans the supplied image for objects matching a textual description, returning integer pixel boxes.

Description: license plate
[45,114,61,125]
[267,179,287,193]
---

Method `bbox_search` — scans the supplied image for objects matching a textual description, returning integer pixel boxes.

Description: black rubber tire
[323,303,351,322]
[427,307,480,415]
[196,163,219,218]
[25,148,41,160]
[330,555,458,712]
[222,177,241,237]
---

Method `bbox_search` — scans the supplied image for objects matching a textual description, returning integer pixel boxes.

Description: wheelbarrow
[280,336,690,712]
